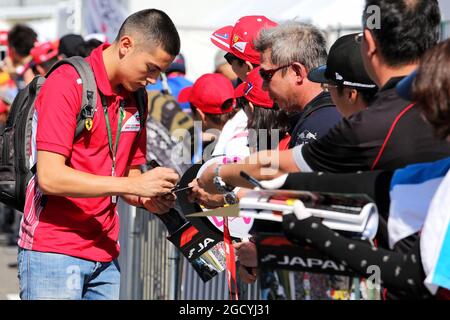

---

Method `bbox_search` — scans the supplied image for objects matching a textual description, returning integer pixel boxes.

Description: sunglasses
[259,64,292,82]
[321,83,339,92]
[224,52,244,65]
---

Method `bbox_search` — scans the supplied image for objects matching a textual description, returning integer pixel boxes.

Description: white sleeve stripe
[292,145,313,173]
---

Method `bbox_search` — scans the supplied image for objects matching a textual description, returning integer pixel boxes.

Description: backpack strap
[296,99,334,130]
[46,56,98,139]
[134,88,148,131]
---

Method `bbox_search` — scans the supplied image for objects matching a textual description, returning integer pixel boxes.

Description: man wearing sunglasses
[255,21,342,148]
[198,0,450,301]
[307,33,378,118]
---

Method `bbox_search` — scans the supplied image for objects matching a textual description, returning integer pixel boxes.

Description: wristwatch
[224,191,238,205]
[213,164,235,194]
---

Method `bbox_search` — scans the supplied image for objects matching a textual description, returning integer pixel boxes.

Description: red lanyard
[223,217,239,301]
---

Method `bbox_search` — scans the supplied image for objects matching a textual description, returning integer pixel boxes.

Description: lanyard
[223,217,239,301]
[100,93,125,203]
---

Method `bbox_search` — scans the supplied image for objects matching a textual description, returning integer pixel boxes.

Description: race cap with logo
[235,67,274,108]
[178,73,235,114]
[30,41,59,65]
[210,15,278,65]
[308,33,377,90]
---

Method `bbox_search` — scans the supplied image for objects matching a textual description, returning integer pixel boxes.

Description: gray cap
[214,50,228,71]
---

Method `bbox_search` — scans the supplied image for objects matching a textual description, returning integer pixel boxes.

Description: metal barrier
[442,21,450,40]
[118,202,260,300]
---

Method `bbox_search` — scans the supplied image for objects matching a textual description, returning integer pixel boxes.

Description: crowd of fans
[0,0,449,300]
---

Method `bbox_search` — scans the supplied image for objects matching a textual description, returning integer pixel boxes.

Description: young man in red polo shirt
[18,9,181,300]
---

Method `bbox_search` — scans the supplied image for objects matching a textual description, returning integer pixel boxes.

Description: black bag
[0,57,147,212]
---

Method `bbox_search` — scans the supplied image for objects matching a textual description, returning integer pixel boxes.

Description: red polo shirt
[19,44,147,262]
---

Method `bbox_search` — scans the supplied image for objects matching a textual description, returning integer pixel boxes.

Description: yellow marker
[286,199,296,206]
[85,118,93,131]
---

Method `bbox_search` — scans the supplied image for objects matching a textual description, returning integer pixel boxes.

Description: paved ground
[0,233,20,300]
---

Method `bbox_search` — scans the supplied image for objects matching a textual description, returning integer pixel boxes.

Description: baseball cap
[0,99,8,114]
[308,33,376,90]
[30,41,59,65]
[59,34,85,58]
[235,67,274,108]
[396,70,417,101]
[210,16,278,65]
[166,53,186,74]
[0,31,8,46]
[214,50,228,71]
[178,73,235,114]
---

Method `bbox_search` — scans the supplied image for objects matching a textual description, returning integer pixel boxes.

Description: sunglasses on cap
[259,64,292,82]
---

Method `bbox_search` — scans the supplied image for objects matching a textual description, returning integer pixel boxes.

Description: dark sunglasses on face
[259,64,292,82]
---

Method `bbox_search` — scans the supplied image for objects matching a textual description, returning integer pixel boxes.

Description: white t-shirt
[212,110,250,160]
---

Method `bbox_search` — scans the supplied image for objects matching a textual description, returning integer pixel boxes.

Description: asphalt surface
[0,233,20,300]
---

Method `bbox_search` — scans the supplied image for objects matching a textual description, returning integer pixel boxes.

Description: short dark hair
[336,85,378,106]
[363,0,441,66]
[8,24,38,57]
[116,9,180,57]
[239,98,290,151]
[190,99,236,127]
[413,39,450,140]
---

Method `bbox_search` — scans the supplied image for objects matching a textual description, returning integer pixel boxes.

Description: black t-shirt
[289,92,342,148]
[298,77,450,173]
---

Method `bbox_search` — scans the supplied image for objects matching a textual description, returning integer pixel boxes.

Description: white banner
[83,0,128,43]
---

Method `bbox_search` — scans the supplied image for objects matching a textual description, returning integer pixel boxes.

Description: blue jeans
[18,249,120,300]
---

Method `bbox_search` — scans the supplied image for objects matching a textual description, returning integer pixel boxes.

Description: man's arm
[198,149,300,194]
[37,151,179,198]
[121,166,146,207]
[121,165,177,214]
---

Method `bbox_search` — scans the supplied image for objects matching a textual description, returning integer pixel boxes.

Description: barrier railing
[118,202,260,300]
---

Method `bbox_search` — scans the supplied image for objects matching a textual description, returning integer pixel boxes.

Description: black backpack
[0,57,147,212]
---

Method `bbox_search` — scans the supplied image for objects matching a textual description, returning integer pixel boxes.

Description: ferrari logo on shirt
[85,118,93,131]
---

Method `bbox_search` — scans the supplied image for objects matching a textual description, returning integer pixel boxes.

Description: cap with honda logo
[210,15,278,66]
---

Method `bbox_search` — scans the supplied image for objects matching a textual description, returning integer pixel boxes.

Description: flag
[388,157,450,249]
[420,170,450,294]
[83,0,128,43]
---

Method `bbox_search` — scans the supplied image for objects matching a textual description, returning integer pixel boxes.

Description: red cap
[210,16,278,65]
[30,41,59,65]
[0,99,8,114]
[235,67,274,108]
[178,73,235,114]
[0,31,8,46]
